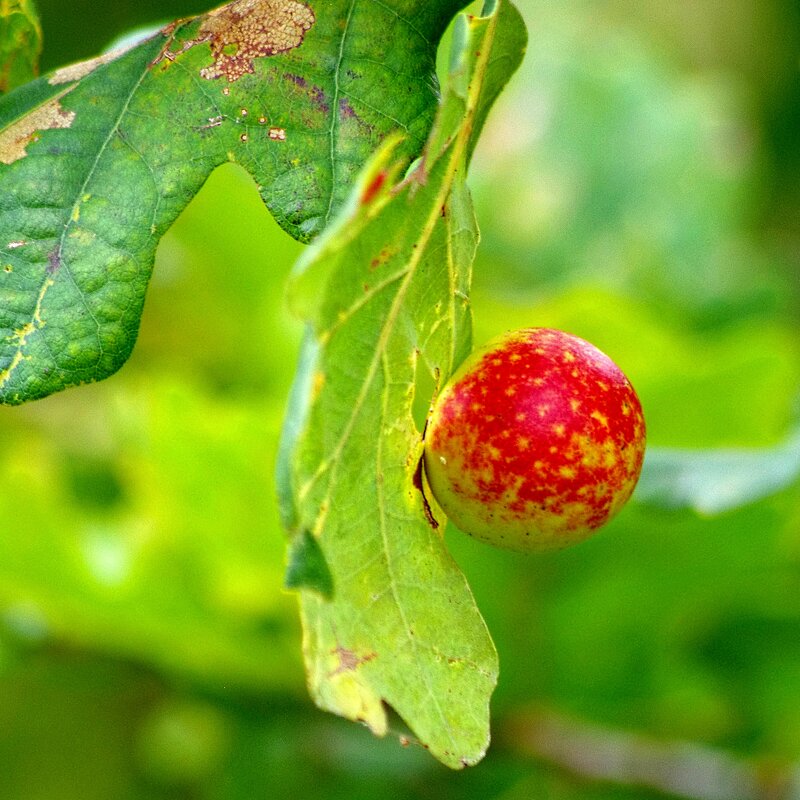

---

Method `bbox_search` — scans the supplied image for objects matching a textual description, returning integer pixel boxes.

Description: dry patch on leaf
[0,97,75,165]
[153,0,315,82]
[48,43,139,85]
[200,0,315,81]
[328,645,377,678]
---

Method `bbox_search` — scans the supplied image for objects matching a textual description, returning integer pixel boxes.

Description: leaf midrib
[323,0,356,229]
[304,8,500,527]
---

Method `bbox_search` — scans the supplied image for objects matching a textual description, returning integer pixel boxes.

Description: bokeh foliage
[1,0,799,797]
[0,0,41,93]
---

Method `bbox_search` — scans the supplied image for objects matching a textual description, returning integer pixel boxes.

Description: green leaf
[279,0,526,768]
[285,528,334,598]
[636,428,800,514]
[0,0,468,405]
[0,0,41,94]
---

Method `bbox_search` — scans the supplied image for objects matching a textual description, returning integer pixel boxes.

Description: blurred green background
[2,1,799,797]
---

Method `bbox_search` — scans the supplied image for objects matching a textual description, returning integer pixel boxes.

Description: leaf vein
[323,0,357,229]
[376,347,459,750]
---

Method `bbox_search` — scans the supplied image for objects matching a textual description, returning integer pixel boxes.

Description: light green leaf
[279,0,526,768]
[0,0,468,404]
[0,0,41,94]
[636,428,800,514]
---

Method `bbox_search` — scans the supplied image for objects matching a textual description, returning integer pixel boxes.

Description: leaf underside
[0,0,467,404]
[279,0,526,768]
[636,429,800,515]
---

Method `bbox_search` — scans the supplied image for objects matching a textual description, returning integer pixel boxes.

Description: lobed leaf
[0,0,467,404]
[278,0,526,768]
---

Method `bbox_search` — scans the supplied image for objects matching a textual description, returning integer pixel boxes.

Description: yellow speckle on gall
[423,328,646,552]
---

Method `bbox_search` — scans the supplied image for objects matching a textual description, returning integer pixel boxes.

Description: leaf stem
[500,707,795,800]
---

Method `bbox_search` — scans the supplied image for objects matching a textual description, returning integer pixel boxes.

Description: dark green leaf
[0,0,468,404]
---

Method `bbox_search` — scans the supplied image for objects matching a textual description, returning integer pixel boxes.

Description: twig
[498,707,800,800]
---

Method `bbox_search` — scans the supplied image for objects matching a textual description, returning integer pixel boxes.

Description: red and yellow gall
[423,328,646,552]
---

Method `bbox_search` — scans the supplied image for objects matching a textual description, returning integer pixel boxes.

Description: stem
[499,707,799,800]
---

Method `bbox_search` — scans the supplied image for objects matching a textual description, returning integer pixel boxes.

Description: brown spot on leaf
[369,245,394,270]
[339,98,356,119]
[198,0,315,82]
[0,98,76,165]
[339,98,374,135]
[197,115,225,133]
[284,72,307,88]
[47,249,61,274]
[309,86,329,113]
[328,645,377,678]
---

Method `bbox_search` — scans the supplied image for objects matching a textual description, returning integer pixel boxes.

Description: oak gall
[423,328,646,551]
